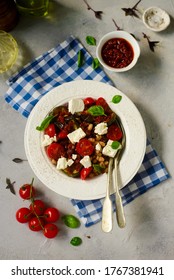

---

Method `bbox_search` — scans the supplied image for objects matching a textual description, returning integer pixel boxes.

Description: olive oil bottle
[15,0,49,17]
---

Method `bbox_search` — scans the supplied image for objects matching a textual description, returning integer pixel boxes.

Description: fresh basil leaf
[112,95,122,104]
[86,36,96,46]
[36,115,54,131]
[62,215,80,228]
[88,105,106,116]
[70,237,82,246]
[111,141,121,150]
[93,164,104,174]
[92,58,100,69]
[77,50,84,67]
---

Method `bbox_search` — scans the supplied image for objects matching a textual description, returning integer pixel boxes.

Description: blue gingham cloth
[5,36,170,227]
[5,35,113,118]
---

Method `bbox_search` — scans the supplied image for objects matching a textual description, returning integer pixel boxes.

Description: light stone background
[0,0,174,260]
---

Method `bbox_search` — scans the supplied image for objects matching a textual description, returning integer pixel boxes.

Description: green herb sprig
[88,105,106,116]
[70,237,82,246]
[111,141,121,150]
[86,36,96,46]
[92,58,100,69]
[62,215,80,228]
[93,164,104,174]
[112,95,122,104]
[77,50,84,67]
[36,115,54,131]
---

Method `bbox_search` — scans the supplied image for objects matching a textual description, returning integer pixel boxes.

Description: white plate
[24,80,146,200]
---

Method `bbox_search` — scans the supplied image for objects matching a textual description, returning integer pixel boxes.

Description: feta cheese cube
[80,156,92,168]
[67,128,86,144]
[94,122,108,135]
[95,143,102,151]
[72,154,77,160]
[56,157,68,170]
[42,134,57,147]
[67,159,74,166]
[68,98,85,114]
[102,140,121,158]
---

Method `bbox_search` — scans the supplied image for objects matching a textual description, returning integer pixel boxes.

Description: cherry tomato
[84,97,95,106]
[46,142,65,161]
[44,124,56,137]
[19,183,35,200]
[28,217,45,231]
[96,97,110,113]
[43,223,59,239]
[29,200,45,216]
[57,130,68,139]
[16,207,33,223]
[76,138,94,156]
[107,124,123,141]
[44,207,60,223]
[80,167,93,180]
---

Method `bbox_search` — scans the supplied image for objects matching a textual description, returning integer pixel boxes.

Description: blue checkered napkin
[5,35,113,118]
[71,140,170,227]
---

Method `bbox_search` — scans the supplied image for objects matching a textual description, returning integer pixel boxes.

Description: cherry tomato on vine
[84,97,95,106]
[28,217,45,231]
[46,142,65,161]
[80,167,93,180]
[29,200,45,216]
[43,223,59,239]
[44,123,56,137]
[76,138,94,156]
[16,207,33,223]
[44,207,60,223]
[19,182,35,200]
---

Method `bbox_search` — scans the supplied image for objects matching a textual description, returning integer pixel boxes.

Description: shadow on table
[134,101,163,157]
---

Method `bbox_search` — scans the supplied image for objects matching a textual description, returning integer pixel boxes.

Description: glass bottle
[15,0,49,17]
[0,0,19,31]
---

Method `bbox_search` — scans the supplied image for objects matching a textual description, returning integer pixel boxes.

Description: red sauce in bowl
[101,38,134,69]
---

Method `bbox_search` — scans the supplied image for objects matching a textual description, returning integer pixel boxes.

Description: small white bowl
[143,7,170,32]
[96,31,140,73]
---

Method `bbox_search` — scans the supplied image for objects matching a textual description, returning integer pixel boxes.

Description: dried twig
[143,33,159,52]
[83,0,103,19]
[6,178,16,195]
[122,0,142,18]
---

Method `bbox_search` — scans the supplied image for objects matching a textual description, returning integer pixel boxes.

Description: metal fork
[114,116,126,228]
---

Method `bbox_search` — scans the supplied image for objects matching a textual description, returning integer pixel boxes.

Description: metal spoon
[101,157,114,232]
[114,117,126,228]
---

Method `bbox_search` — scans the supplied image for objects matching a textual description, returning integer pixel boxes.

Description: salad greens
[88,105,106,116]
[36,115,54,131]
